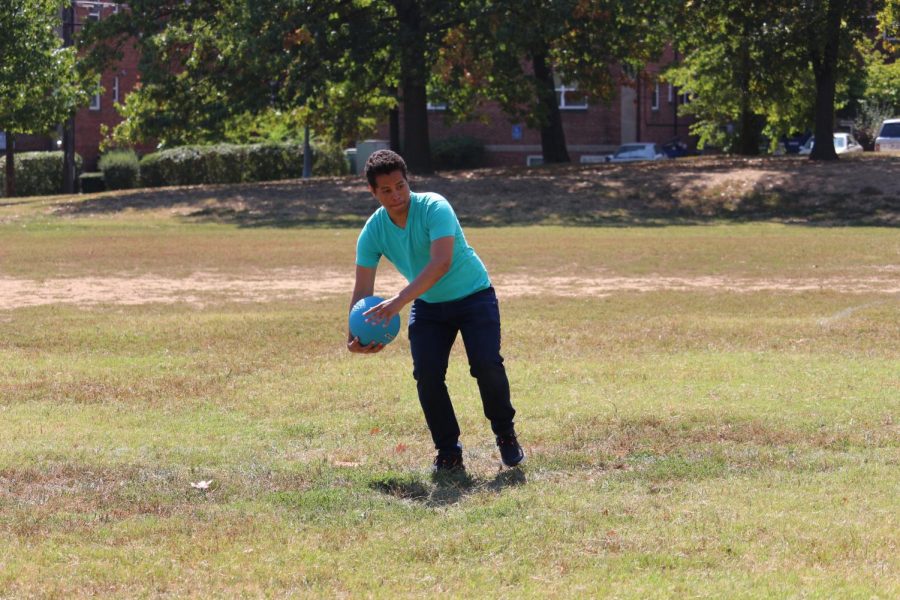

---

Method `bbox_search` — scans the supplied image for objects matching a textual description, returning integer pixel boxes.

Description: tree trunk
[809,0,844,161]
[736,38,762,155]
[389,106,401,153]
[4,134,14,198]
[532,49,569,164]
[394,0,432,174]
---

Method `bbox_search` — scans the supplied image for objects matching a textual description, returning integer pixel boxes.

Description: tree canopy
[1,0,94,195]
[82,0,900,167]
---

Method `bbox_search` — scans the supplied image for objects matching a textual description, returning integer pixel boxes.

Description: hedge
[0,151,83,197]
[79,172,106,194]
[138,143,307,187]
[98,149,140,190]
[431,136,486,170]
[137,141,352,188]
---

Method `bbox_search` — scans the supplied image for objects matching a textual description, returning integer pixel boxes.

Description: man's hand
[347,336,385,354]
[362,294,405,327]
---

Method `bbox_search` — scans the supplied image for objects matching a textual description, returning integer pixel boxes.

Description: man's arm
[347,264,382,353]
[363,236,454,324]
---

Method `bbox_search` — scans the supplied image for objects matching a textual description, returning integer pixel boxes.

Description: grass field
[1,161,898,597]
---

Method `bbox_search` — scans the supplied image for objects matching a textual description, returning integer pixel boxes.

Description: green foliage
[78,172,106,194]
[311,139,350,177]
[0,151,82,197]
[859,44,900,111]
[98,149,140,190]
[0,0,94,137]
[667,0,900,157]
[431,136,486,170]
[853,101,896,149]
[433,0,673,163]
[138,143,305,188]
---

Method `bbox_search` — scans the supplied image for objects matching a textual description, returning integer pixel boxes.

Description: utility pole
[62,2,76,194]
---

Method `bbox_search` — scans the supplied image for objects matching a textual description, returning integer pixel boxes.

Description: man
[347,149,524,473]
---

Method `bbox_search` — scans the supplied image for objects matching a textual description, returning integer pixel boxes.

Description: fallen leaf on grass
[395,443,407,453]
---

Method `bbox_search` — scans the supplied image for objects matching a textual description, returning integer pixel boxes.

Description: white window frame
[526,155,544,167]
[426,101,448,111]
[651,82,660,111]
[556,83,588,110]
[668,83,674,103]
[90,91,101,111]
[113,76,119,103]
[87,4,101,22]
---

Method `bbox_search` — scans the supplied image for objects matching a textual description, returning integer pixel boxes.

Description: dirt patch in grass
[1,270,898,309]
[52,155,900,227]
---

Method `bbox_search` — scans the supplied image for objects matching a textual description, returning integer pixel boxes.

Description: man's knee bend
[413,367,447,384]
[468,359,504,379]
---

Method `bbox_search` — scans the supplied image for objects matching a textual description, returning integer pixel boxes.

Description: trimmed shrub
[139,143,306,187]
[0,151,83,197]
[431,136,486,170]
[79,172,106,194]
[312,139,350,176]
[98,149,140,190]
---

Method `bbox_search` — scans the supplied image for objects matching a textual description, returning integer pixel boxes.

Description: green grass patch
[0,179,897,596]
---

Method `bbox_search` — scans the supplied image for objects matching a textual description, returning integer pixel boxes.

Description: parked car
[781,132,812,154]
[874,118,900,152]
[661,137,695,158]
[605,143,667,163]
[798,133,863,155]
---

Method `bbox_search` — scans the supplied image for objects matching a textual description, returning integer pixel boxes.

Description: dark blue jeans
[408,286,516,452]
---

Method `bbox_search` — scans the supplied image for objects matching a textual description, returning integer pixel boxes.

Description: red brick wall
[73,1,153,171]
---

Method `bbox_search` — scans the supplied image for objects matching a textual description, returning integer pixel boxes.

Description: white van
[874,118,900,152]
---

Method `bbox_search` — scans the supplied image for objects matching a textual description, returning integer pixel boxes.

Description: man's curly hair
[365,149,408,189]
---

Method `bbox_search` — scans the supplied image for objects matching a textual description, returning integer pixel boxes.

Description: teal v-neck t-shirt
[356,191,491,303]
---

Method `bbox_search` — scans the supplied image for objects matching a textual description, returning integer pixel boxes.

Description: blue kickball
[349,296,401,346]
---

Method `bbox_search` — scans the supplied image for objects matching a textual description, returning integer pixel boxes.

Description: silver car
[874,119,900,152]
[605,143,667,163]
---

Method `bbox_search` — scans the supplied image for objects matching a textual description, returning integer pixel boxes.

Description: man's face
[369,170,410,217]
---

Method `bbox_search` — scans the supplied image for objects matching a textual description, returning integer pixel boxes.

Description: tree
[84,1,479,174]
[434,0,673,164]
[668,0,900,160]
[666,1,814,154]
[0,0,93,196]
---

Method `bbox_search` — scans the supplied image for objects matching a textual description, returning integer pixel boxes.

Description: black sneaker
[496,432,525,467]
[432,442,464,473]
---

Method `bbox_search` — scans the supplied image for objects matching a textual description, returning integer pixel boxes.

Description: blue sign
[512,125,523,140]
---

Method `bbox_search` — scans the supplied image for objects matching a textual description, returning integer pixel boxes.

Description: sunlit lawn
[0,189,897,597]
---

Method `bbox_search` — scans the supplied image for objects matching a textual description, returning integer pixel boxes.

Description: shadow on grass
[368,467,527,508]
[54,156,900,228]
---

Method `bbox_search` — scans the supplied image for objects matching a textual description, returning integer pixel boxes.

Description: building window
[113,76,119,103]
[90,91,101,111]
[426,101,448,111]
[682,91,692,104]
[557,83,588,110]
[526,155,544,167]
[668,83,674,103]
[87,4,101,22]
[651,83,660,111]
